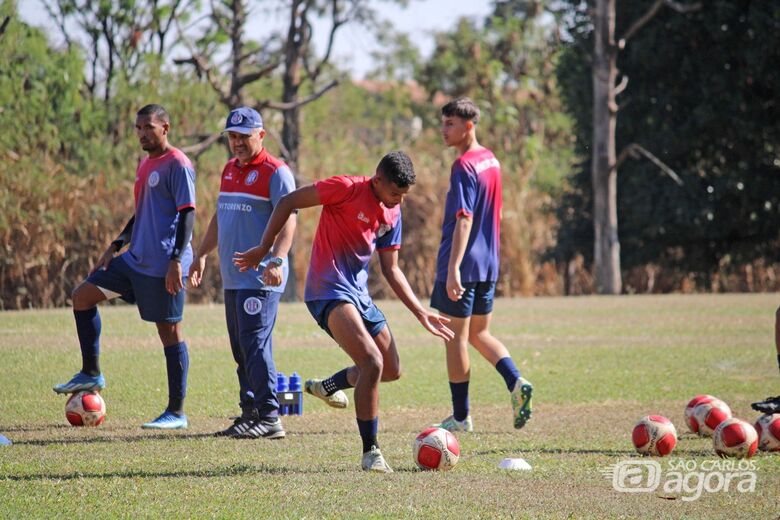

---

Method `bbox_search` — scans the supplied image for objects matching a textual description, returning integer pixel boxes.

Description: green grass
[1,294,779,518]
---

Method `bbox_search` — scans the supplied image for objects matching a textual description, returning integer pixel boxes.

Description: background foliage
[2,0,780,309]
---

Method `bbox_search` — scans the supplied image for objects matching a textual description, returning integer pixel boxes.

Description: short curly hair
[441,97,480,124]
[377,150,416,188]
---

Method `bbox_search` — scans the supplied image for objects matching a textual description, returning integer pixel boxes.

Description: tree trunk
[591,0,622,294]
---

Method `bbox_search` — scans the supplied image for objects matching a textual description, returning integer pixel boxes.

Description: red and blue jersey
[435,147,502,283]
[304,176,402,309]
[217,149,296,291]
[125,147,196,277]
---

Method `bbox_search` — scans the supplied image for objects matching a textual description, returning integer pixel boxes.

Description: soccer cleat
[141,411,188,430]
[434,415,474,433]
[234,417,286,439]
[751,395,780,414]
[214,416,254,437]
[53,372,105,394]
[305,379,349,409]
[511,377,533,430]
[361,446,393,473]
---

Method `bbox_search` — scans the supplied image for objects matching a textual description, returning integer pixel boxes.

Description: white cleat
[305,379,349,409]
[361,446,393,473]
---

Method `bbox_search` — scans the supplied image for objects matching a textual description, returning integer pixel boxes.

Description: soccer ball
[713,418,758,458]
[65,391,106,427]
[632,415,677,456]
[684,394,717,433]
[413,427,460,471]
[691,399,731,437]
[754,413,780,452]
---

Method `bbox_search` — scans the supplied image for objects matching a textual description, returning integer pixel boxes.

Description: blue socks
[322,368,353,395]
[357,417,379,453]
[164,342,189,415]
[449,381,470,421]
[74,308,101,376]
[496,357,521,391]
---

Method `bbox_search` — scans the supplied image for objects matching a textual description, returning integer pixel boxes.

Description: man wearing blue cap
[189,107,296,439]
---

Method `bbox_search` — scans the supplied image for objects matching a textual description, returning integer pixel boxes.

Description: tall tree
[586,0,698,293]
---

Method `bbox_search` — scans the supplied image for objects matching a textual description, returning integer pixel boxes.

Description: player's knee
[382,363,402,382]
[71,283,95,309]
[359,352,383,380]
[775,306,780,322]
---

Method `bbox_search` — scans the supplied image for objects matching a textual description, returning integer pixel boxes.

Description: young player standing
[430,97,533,433]
[234,151,453,472]
[189,107,296,439]
[53,104,196,430]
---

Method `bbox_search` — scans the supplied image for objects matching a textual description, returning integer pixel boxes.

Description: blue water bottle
[288,372,302,415]
[276,372,288,415]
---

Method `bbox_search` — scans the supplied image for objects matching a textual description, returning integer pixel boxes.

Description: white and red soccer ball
[684,394,716,432]
[690,398,731,437]
[713,418,758,458]
[413,427,460,471]
[632,415,677,456]
[754,413,780,452]
[65,391,106,427]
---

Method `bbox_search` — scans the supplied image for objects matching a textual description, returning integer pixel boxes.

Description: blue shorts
[430,281,496,318]
[87,255,186,323]
[306,299,387,338]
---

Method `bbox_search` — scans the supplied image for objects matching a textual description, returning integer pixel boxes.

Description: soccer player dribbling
[234,151,454,472]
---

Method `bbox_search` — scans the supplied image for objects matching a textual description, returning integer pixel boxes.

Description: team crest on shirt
[377,224,391,237]
[230,112,243,125]
[245,170,259,185]
[243,297,262,315]
[148,171,160,187]
[357,212,370,224]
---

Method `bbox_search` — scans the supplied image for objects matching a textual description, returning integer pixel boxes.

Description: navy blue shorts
[87,255,185,323]
[306,299,387,338]
[430,281,496,318]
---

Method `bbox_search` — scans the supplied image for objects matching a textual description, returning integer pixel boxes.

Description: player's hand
[188,255,206,287]
[91,245,117,274]
[166,260,184,295]
[233,245,266,272]
[446,270,465,302]
[262,264,283,287]
[418,311,454,341]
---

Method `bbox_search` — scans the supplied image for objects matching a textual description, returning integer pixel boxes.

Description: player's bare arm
[261,213,297,287]
[378,249,454,341]
[189,212,219,288]
[446,214,472,302]
[233,184,319,272]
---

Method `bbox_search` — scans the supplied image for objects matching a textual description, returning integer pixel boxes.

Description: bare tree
[591,0,699,294]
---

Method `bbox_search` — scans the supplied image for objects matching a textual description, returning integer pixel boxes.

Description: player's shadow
[3,463,362,481]
[10,431,215,446]
[472,447,637,456]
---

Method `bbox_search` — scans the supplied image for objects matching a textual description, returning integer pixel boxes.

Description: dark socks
[495,357,521,391]
[74,308,101,376]
[776,354,780,375]
[322,368,353,395]
[164,342,189,415]
[449,381,470,421]
[357,417,379,453]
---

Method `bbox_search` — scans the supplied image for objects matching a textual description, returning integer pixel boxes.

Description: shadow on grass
[2,463,422,481]
[10,432,215,446]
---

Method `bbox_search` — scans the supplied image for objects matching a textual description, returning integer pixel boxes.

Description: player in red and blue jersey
[189,107,296,440]
[234,151,454,473]
[53,104,196,430]
[430,97,533,433]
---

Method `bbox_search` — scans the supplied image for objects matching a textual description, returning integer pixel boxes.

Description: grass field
[1,294,779,518]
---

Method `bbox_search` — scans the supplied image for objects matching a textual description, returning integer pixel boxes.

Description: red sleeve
[314,175,356,206]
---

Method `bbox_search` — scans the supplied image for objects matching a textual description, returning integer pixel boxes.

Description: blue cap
[224,107,263,134]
